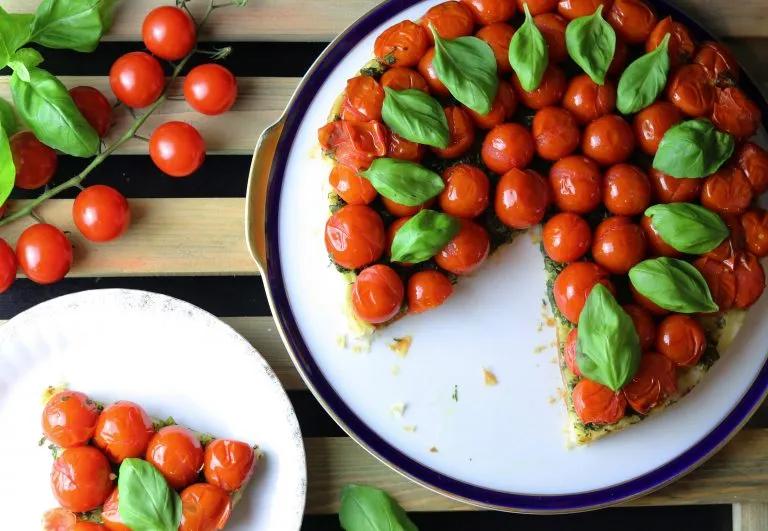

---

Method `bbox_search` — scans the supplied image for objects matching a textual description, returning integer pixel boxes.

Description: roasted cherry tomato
[93,401,155,463]
[648,168,701,204]
[324,205,385,270]
[476,23,515,74]
[382,196,433,217]
[329,165,377,205]
[481,123,535,174]
[69,86,113,137]
[694,240,766,310]
[109,52,165,109]
[461,0,516,24]
[203,439,256,492]
[640,214,681,258]
[421,1,476,41]
[101,488,131,531]
[741,208,768,257]
[374,20,430,67]
[0,238,15,294]
[417,48,451,97]
[432,106,476,159]
[440,163,490,218]
[553,261,613,323]
[646,17,695,67]
[435,219,490,275]
[592,216,647,274]
[737,142,768,194]
[701,165,753,216]
[711,87,761,139]
[51,446,114,513]
[623,303,657,351]
[572,379,627,425]
[351,264,405,324]
[495,168,550,228]
[562,74,616,125]
[42,391,100,448]
[340,76,385,122]
[623,352,677,414]
[656,314,707,366]
[408,270,454,313]
[16,224,72,285]
[512,64,567,109]
[467,80,517,129]
[183,64,238,116]
[149,121,206,178]
[388,133,425,162]
[632,101,682,155]
[548,155,602,214]
[557,0,612,20]
[142,6,196,61]
[380,67,429,92]
[387,216,412,257]
[75,521,107,530]
[518,0,558,15]
[146,426,204,490]
[318,120,389,171]
[179,483,232,531]
[72,185,131,243]
[694,41,740,87]
[534,13,568,63]
[608,37,629,76]
[582,114,635,166]
[563,327,581,376]
[42,508,76,531]
[10,131,58,190]
[631,283,670,316]
[532,106,580,161]
[606,0,656,44]
[542,212,592,263]
[603,163,651,216]
[666,64,714,118]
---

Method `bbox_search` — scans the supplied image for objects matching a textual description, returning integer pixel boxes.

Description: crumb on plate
[483,368,498,386]
[389,336,412,357]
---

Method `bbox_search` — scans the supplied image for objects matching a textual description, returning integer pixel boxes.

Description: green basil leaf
[361,158,444,206]
[616,34,670,114]
[391,210,460,263]
[118,458,182,531]
[508,4,548,92]
[31,0,110,53]
[0,7,33,69]
[11,66,100,157]
[430,26,498,115]
[339,484,418,531]
[576,284,641,392]
[629,257,719,313]
[646,203,729,254]
[8,48,44,82]
[565,5,615,85]
[0,98,18,135]
[98,0,121,30]
[653,119,734,179]
[0,125,16,206]
[382,88,449,149]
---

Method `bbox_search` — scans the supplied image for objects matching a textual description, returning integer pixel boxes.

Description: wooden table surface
[2,1,768,529]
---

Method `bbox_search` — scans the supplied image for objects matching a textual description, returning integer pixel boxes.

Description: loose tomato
[641,214,681,258]
[380,67,429,92]
[553,261,613,323]
[592,216,647,274]
[42,508,76,531]
[495,168,550,228]
[666,64,715,118]
[631,283,670,316]
[694,241,765,310]
[467,79,517,129]
[558,0,612,19]
[93,401,155,463]
[42,391,100,448]
[440,163,490,218]
[582,114,635,166]
[69,87,113,137]
[351,264,405,324]
[711,87,761,139]
[435,219,490,275]
[572,379,627,425]
[534,13,569,63]
[694,41,740,87]
[623,303,657,351]
[603,163,651,216]
[417,48,451,97]
[325,205,385,270]
[340,76,385,122]
[0,238,16,294]
[72,185,131,243]
[701,165,753,216]
[623,352,677,414]
[563,327,581,376]
[203,439,256,492]
[146,426,204,490]
[656,314,707,366]
[562,74,616,125]
[542,212,592,263]
[461,0,516,24]
[51,446,114,513]
[16,224,72,285]
[646,17,695,67]
[10,131,58,190]
[741,208,768,257]
[421,1,476,41]
[374,20,430,68]
[481,123,535,174]
[476,23,515,74]
[388,133,425,162]
[408,270,454,313]
[318,120,389,171]
[632,101,683,155]
[518,0,558,15]
[179,483,232,531]
[532,106,580,161]
[149,121,206,178]
[648,168,702,204]
[142,6,196,61]
[512,64,567,109]
[606,0,656,44]
[109,52,165,109]
[183,64,238,116]
[737,142,768,194]
[548,155,602,214]
[432,106,476,159]
[329,165,377,205]
[101,488,131,531]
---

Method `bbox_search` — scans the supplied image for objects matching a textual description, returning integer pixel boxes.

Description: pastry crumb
[403,424,417,433]
[429,446,439,453]
[351,339,371,353]
[548,395,558,405]
[390,402,407,417]
[389,336,412,357]
[451,385,459,402]
[483,368,498,386]
[335,334,347,349]
[534,344,548,354]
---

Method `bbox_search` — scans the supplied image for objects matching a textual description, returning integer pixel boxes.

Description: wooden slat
[733,503,768,531]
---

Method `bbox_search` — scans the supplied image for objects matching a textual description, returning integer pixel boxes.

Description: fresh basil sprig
[339,484,417,531]
[430,25,498,115]
[565,5,616,85]
[508,4,548,92]
[0,98,17,135]
[0,125,15,206]
[653,119,734,179]
[8,48,44,82]
[629,257,719,313]
[361,158,444,206]
[118,458,182,531]
[576,284,641,392]
[31,0,120,53]
[382,88,449,149]
[616,33,670,114]
[645,203,729,254]
[0,7,32,69]
[391,210,460,263]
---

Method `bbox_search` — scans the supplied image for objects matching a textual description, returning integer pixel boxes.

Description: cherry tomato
[435,219,490,275]
[562,74,616,125]
[476,23,515,74]
[656,314,706,366]
[623,303,657,351]
[42,508,76,531]
[340,76,385,122]
[408,270,454,313]
[145,426,204,490]
[548,155,602,214]
[534,13,568,63]
[16,224,72,285]
[631,283,670,316]
[179,483,232,531]
[532,106,580,161]
[461,0,516,24]
[467,80,517,129]
[512,64,567,109]
[203,439,256,492]
[51,446,114,513]
[0,238,16,294]
[542,212,592,263]
[109,52,165,109]
[648,168,701,204]
[432,106,476,159]
[10,131,58,190]
[563,327,581,376]
[142,6,196,61]
[711,87,761,139]
[737,142,768,194]
[646,17,695,67]
[418,48,451,97]
[623,352,677,414]
[495,168,550,229]
[42,391,100,448]
[318,120,389,171]
[701,165,753,216]
[666,64,715,118]
[517,0,558,15]
[380,67,429,92]
[481,123,535,174]
[72,185,131,243]
[741,208,768,258]
[382,196,433,217]
[101,488,131,531]
[440,163,490,218]
[632,101,682,155]
[582,114,635,166]
[183,64,238,116]
[694,241,766,310]
[421,1,476,41]
[608,37,629,76]
[694,41,740,87]
[329,165,377,205]
[603,163,651,216]
[553,261,613,323]
[592,216,647,274]
[75,522,107,530]
[388,133,425,162]
[375,20,430,68]
[387,216,411,250]
[149,121,206,177]
[93,401,155,463]
[325,205,385,270]
[606,0,656,44]
[641,214,681,258]
[558,0,612,19]
[572,379,627,425]
[351,264,405,324]
[69,86,113,137]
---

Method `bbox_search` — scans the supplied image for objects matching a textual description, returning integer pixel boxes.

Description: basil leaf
[98,0,121,30]
[508,4,548,92]
[0,98,18,135]
[565,5,615,85]
[339,484,418,531]
[382,88,449,149]
[646,203,729,254]
[653,119,735,179]
[629,257,719,313]
[430,26,498,115]
[576,284,641,392]
[616,34,670,114]
[11,66,100,157]
[391,210,460,263]
[31,0,111,53]
[0,125,15,206]
[0,7,33,69]
[361,158,444,206]
[8,48,44,82]
[118,458,182,531]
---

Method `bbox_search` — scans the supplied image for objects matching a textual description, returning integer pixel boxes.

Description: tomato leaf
[339,484,418,531]
[576,284,641,392]
[646,203,729,254]
[382,88,449,149]
[653,119,735,178]
[31,0,114,53]
[629,257,719,313]
[8,48,44,82]
[11,66,100,157]
[508,4,548,92]
[117,458,182,531]
[361,158,444,206]
[391,210,460,263]
[616,33,670,114]
[0,98,18,136]
[0,125,15,206]
[0,7,33,69]
[565,5,616,85]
